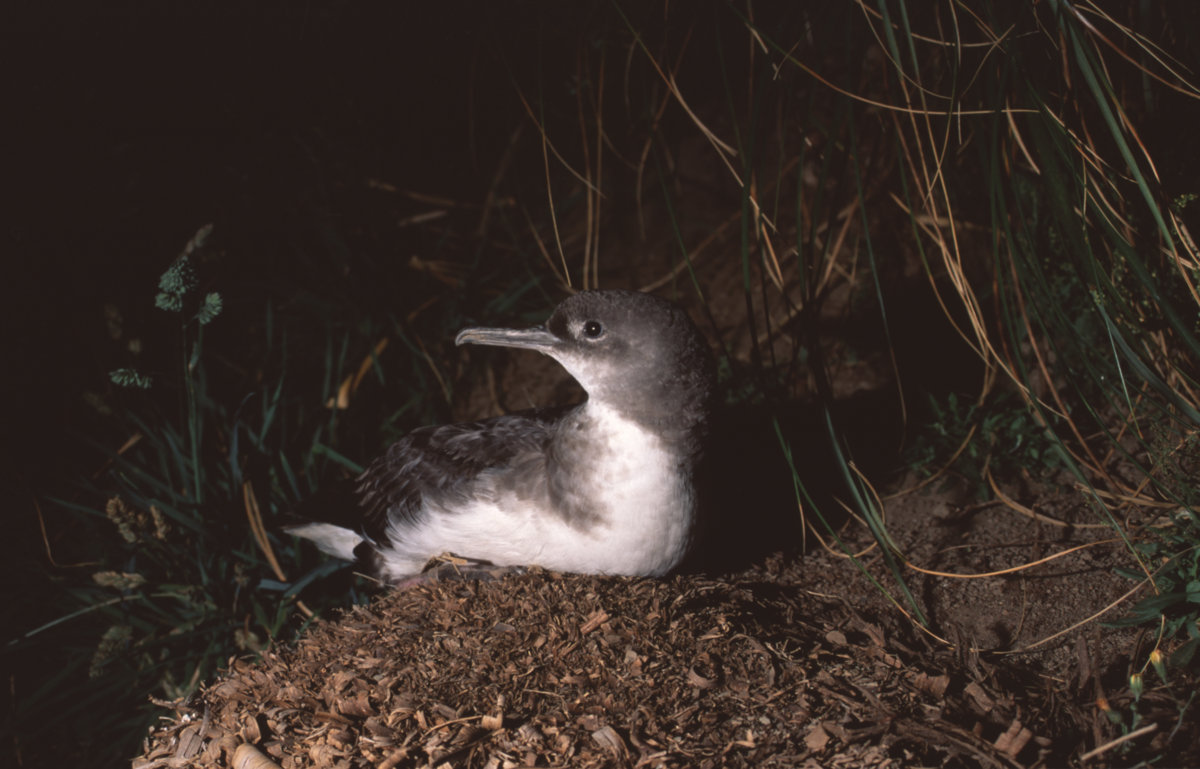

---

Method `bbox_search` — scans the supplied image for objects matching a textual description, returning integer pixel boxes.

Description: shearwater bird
[287,289,716,584]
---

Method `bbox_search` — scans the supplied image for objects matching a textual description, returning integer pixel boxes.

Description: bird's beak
[455,325,560,352]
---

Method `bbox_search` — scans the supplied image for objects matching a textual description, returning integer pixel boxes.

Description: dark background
[7,1,526,487]
[5,2,1200,766]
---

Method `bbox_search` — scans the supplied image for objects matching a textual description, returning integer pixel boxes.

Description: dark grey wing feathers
[355,405,571,544]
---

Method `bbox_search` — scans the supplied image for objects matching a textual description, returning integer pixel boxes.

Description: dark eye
[582,320,604,339]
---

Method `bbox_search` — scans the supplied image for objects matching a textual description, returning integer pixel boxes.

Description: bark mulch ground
[135,553,1178,769]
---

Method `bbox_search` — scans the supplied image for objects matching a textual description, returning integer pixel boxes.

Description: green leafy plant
[8,227,385,763]
[907,390,1067,498]
[1111,509,1200,669]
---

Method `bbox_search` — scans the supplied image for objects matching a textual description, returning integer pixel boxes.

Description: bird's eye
[582,320,604,339]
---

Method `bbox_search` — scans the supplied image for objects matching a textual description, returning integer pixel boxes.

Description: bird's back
[355,405,570,544]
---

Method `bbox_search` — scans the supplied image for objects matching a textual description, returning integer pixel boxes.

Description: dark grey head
[456,290,715,442]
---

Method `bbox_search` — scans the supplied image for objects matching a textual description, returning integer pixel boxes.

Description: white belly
[378,402,693,581]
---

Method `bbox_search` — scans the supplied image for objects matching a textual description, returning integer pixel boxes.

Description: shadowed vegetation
[5,1,1199,766]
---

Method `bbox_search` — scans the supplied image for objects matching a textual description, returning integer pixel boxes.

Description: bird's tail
[283,521,364,561]
[280,476,365,562]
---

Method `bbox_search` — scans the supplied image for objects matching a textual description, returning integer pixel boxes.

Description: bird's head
[456,290,715,438]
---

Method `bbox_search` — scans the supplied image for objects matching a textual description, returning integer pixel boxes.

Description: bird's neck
[583,385,712,463]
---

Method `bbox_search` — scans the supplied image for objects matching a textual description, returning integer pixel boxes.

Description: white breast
[377,402,693,581]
